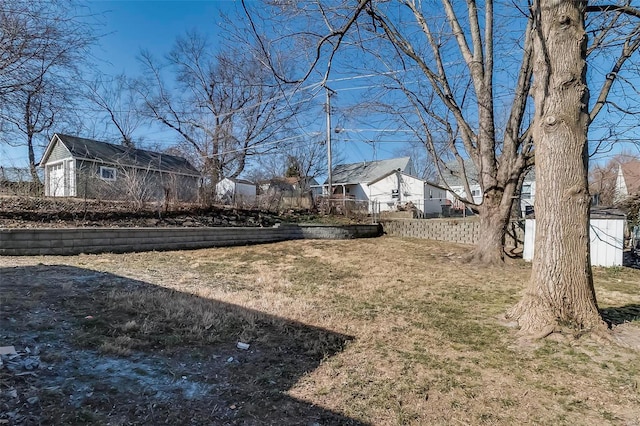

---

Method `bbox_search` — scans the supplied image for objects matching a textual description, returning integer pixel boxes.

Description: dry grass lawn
[2,236,640,424]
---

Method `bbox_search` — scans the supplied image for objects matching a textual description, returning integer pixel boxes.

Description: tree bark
[27,134,40,185]
[508,0,604,336]
[467,190,514,264]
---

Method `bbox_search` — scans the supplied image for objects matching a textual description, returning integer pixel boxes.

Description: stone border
[0,223,382,256]
[380,218,524,247]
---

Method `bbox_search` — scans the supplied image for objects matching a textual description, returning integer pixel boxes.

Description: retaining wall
[0,223,381,256]
[380,218,524,247]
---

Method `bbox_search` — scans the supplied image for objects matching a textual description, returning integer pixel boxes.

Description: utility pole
[324,85,335,199]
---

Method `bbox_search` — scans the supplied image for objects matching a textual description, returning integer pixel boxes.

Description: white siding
[520,180,535,216]
[424,183,447,214]
[590,218,624,267]
[523,218,624,267]
[449,184,483,205]
[351,183,368,201]
[66,159,76,197]
[614,166,628,203]
[368,173,399,211]
[368,172,427,212]
[216,178,256,204]
[523,219,535,262]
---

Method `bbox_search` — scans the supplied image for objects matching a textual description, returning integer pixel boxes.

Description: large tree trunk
[507,0,604,337]
[467,190,514,264]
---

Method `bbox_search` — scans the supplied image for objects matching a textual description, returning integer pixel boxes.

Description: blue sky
[1,1,245,168]
[2,1,637,174]
[88,0,236,76]
[1,0,398,173]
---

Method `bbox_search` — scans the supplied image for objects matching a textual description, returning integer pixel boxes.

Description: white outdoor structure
[216,178,257,205]
[368,170,447,214]
[523,208,626,267]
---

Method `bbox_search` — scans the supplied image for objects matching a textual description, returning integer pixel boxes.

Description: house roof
[366,169,448,191]
[325,157,413,185]
[440,160,534,188]
[41,134,200,177]
[222,177,255,185]
[620,160,640,195]
[440,160,479,187]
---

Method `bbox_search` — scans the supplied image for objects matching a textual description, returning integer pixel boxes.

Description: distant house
[368,169,448,215]
[39,134,200,202]
[216,177,257,206]
[442,161,535,216]
[614,160,640,204]
[259,176,321,197]
[256,176,320,210]
[323,157,448,214]
[325,157,415,198]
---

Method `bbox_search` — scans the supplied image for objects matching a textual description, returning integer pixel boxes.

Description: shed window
[99,166,117,181]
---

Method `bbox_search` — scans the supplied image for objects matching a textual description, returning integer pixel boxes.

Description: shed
[216,177,257,206]
[40,134,200,202]
[523,208,626,267]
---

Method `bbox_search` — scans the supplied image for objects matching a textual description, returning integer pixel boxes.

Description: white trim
[44,159,67,167]
[66,159,76,197]
[39,134,64,166]
[99,166,117,181]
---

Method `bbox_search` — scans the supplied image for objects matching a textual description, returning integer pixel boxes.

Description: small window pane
[100,167,116,181]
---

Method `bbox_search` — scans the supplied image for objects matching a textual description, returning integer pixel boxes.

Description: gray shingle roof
[48,134,200,176]
[440,160,534,187]
[325,157,413,185]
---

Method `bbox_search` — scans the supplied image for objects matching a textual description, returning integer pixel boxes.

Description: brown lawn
[1,236,639,425]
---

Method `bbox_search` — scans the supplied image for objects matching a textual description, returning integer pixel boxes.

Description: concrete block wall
[380,218,524,247]
[298,224,382,240]
[0,224,382,256]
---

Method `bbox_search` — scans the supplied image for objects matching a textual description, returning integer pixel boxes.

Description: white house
[324,157,448,215]
[216,177,257,206]
[442,161,536,216]
[613,160,640,204]
[325,157,415,198]
[367,170,448,215]
[523,208,626,267]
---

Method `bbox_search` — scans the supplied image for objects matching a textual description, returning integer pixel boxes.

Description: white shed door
[48,163,65,196]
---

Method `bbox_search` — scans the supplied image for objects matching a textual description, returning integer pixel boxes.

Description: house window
[99,166,117,181]
[391,189,399,198]
[471,189,480,197]
[521,184,531,200]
